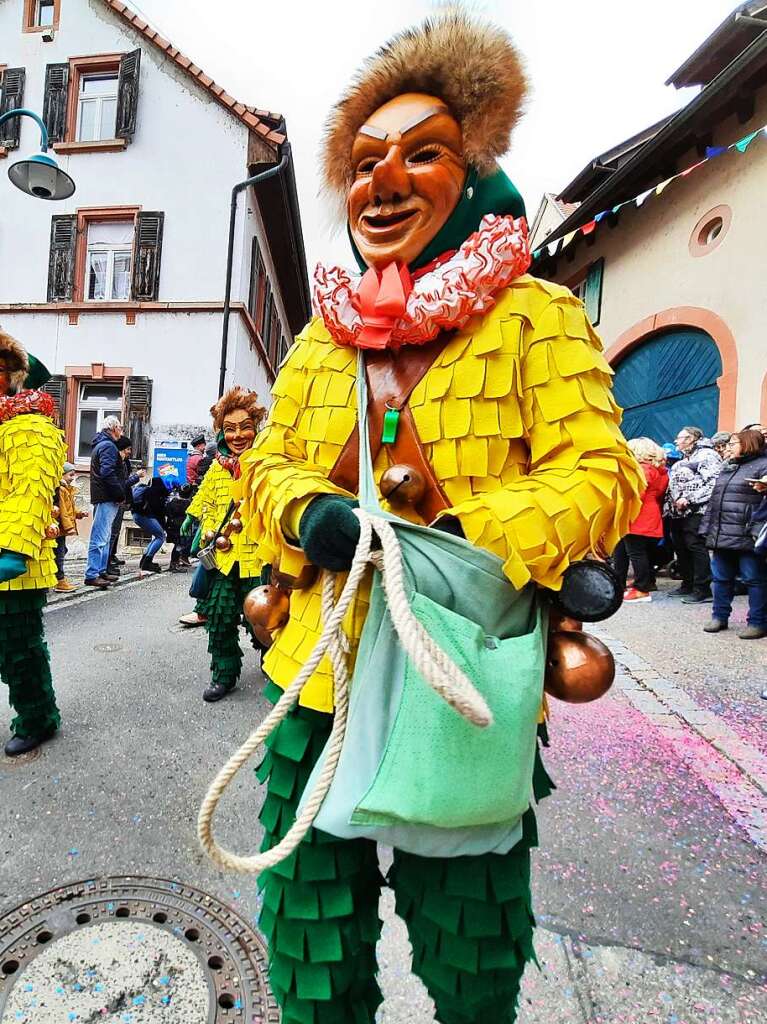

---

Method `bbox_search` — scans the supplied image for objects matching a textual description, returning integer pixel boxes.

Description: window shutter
[47,214,77,302]
[131,212,164,301]
[583,258,604,327]
[115,49,141,141]
[42,375,68,428]
[0,68,26,149]
[124,376,153,462]
[42,63,70,143]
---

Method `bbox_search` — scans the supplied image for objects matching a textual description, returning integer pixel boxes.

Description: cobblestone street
[1,569,765,1021]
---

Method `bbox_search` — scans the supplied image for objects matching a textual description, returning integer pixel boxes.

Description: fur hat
[0,328,30,393]
[321,6,528,208]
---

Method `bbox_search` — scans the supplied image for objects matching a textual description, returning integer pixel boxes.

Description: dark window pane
[77,411,98,458]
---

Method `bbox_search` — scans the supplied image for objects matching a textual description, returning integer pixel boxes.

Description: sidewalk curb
[597,626,767,851]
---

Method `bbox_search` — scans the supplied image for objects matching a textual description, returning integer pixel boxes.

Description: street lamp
[0,107,75,200]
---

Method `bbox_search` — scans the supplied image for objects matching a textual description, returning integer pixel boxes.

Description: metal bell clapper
[380,464,426,507]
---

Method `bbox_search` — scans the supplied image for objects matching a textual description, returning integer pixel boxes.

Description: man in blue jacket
[84,416,124,589]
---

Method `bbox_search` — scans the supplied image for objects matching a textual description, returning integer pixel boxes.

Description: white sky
[129,0,739,268]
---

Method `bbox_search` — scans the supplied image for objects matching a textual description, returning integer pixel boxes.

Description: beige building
[531,2,767,442]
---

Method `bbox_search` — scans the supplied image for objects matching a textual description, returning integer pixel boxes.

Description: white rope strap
[198,508,491,874]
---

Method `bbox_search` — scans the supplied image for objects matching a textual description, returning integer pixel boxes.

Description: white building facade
[0,0,309,474]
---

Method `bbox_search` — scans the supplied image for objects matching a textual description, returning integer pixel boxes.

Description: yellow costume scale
[0,414,66,592]
[241,275,644,713]
[187,460,261,578]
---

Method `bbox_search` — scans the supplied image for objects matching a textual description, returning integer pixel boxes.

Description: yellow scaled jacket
[241,276,645,712]
[0,414,66,592]
[187,460,261,578]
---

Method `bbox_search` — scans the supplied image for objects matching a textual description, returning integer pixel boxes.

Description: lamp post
[0,107,75,200]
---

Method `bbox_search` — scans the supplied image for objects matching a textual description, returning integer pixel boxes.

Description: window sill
[53,139,128,154]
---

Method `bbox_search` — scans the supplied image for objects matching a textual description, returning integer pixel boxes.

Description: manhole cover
[0,748,41,769]
[0,877,278,1023]
[94,643,124,653]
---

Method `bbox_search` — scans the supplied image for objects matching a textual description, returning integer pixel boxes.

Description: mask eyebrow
[358,104,451,141]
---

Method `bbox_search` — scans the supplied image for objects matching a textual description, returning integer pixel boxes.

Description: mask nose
[369,146,411,207]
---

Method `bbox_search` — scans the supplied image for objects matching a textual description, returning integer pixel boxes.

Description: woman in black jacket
[700,429,767,638]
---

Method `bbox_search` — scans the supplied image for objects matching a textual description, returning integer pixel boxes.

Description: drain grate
[0,877,279,1023]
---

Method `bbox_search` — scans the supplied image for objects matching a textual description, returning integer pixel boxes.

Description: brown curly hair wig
[210,387,266,433]
[321,5,528,210]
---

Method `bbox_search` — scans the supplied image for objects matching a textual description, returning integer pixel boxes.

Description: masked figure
[237,11,644,1023]
[185,387,266,703]
[0,329,66,756]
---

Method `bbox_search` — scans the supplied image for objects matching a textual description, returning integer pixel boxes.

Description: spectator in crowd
[165,483,194,572]
[107,436,138,576]
[185,434,207,488]
[53,463,88,593]
[701,429,767,638]
[614,438,669,602]
[666,426,722,603]
[131,473,168,574]
[84,416,124,590]
[711,431,732,458]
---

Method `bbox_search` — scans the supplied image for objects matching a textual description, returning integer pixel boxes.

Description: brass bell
[229,517,243,534]
[544,630,615,704]
[215,535,232,553]
[45,523,60,539]
[243,585,290,633]
[380,464,425,507]
[202,529,216,545]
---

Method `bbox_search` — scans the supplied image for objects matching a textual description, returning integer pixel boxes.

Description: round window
[690,205,731,257]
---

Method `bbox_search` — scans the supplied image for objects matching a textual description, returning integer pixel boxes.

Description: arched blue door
[612,328,722,443]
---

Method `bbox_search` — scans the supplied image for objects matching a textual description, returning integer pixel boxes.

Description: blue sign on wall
[153,446,188,488]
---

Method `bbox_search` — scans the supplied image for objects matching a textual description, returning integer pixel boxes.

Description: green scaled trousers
[0,591,60,739]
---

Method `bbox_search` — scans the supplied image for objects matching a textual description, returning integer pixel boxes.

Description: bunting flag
[533,124,767,262]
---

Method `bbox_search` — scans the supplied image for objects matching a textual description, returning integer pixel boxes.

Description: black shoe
[703,618,728,633]
[139,558,161,573]
[112,557,126,566]
[203,683,234,703]
[670,585,693,597]
[5,728,56,757]
[681,591,713,604]
[169,563,187,573]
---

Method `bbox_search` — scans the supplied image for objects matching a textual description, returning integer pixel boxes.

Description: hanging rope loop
[198,509,492,874]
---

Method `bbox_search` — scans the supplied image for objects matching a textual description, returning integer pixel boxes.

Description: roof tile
[99,0,281,150]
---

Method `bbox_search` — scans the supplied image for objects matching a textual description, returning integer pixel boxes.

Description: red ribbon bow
[350,262,413,349]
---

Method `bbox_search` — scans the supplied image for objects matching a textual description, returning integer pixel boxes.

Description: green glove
[190,525,204,558]
[181,514,198,538]
[0,550,29,583]
[299,496,360,572]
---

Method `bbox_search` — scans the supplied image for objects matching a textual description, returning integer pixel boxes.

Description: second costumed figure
[202,10,645,1024]
[185,387,266,703]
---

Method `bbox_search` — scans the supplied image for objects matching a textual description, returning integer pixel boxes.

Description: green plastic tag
[381,407,400,445]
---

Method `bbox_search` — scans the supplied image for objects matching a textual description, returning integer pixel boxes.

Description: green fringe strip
[256,680,553,1024]
[0,591,60,739]
[198,572,263,690]
[257,681,384,1023]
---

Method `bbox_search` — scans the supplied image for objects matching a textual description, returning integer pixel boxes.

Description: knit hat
[191,433,206,448]
[63,461,77,473]
[116,436,133,451]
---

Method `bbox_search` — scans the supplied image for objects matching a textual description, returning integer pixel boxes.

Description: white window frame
[74,382,124,463]
[76,72,119,142]
[86,233,133,302]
